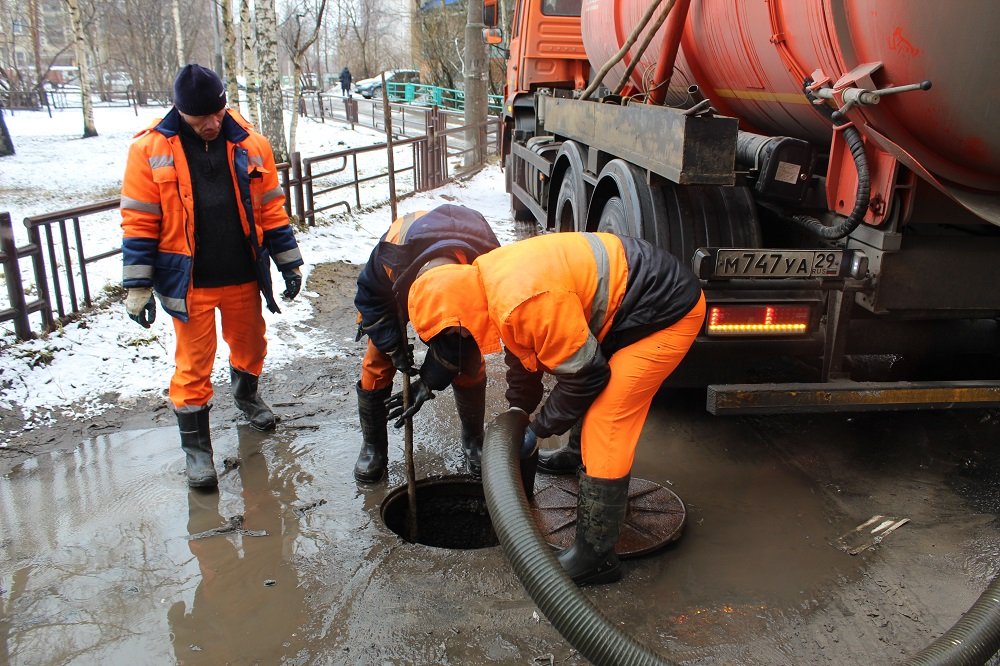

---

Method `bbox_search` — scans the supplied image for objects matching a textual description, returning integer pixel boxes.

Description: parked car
[354,69,420,99]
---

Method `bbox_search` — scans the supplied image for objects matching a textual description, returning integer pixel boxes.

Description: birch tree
[171,0,184,68]
[255,0,287,161]
[220,0,239,107]
[64,0,96,137]
[281,0,328,154]
[240,0,260,126]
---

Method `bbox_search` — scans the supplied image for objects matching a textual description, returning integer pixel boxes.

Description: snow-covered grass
[0,105,515,444]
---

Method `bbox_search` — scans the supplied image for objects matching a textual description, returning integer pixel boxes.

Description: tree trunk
[255,0,287,161]
[464,0,487,168]
[64,0,97,138]
[0,111,15,157]
[29,0,47,107]
[240,0,260,126]
[171,0,185,68]
[221,0,239,109]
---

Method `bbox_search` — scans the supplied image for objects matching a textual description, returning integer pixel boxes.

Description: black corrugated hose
[481,409,674,666]
[483,409,1000,665]
[903,575,1000,665]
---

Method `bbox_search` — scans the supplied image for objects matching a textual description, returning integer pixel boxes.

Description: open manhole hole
[381,476,499,549]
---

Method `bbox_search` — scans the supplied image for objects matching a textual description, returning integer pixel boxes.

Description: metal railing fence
[0,113,501,342]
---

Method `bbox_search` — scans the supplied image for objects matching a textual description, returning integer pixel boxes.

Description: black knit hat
[173,64,227,116]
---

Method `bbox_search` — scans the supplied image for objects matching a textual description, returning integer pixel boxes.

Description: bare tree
[239,0,260,125]
[64,0,96,137]
[280,0,328,153]
[415,2,465,89]
[219,0,239,106]
[336,0,406,79]
[170,0,184,68]
[255,0,287,160]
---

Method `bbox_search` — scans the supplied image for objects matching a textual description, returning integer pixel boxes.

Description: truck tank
[580,0,1000,202]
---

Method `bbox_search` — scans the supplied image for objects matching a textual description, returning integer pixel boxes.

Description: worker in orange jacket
[400,232,706,585]
[121,64,303,488]
[354,205,500,481]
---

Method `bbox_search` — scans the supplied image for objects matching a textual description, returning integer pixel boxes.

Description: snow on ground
[0,105,514,444]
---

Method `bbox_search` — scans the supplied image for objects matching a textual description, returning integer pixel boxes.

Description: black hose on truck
[481,409,674,666]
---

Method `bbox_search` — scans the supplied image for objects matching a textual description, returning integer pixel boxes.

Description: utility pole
[463,0,487,168]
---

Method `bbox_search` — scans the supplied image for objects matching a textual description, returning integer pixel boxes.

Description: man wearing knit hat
[120,63,304,488]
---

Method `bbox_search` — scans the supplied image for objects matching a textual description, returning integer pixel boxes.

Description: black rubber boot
[519,449,538,501]
[557,471,630,585]
[177,405,218,488]
[231,367,276,431]
[453,380,486,477]
[354,383,392,483]
[538,419,583,475]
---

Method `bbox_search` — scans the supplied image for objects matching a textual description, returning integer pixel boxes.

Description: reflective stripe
[123,264,154,280]
[261,186,283,204]
[148,155,174,169]
[120,196,162,215]
[273,247,302,265]
[160,293,187,315]
[250,155,264,166]
[555,336,599,374]
[397,212,422,242]
[583,232,610,335]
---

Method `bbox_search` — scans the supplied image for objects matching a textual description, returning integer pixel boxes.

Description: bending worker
[400,231,705,585]
[353,204,500,482]
[121,64,304,488]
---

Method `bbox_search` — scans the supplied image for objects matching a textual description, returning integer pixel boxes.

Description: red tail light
[705,304,811,336]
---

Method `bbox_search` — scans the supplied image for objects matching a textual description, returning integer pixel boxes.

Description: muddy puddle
[2,388,995,664]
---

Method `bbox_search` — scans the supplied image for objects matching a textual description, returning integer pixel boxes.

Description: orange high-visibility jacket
[120,108,302,321]
[408,232,702,438]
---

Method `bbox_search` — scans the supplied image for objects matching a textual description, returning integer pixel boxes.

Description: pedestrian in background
[353,204,500,482]
[340,67,352,97]
[120,64,304,488]
[402,231,705,585]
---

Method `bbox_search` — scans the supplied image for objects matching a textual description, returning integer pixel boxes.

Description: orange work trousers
[170,281,267,409]
[360,340,486,392]
[582,293,706,479]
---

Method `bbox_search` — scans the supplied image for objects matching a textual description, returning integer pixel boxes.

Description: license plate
[713,250,844,278]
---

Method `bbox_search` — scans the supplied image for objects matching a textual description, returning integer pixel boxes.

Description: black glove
[385,379,435,428]
[387,343,417,376]
[281,268,302,300]
[520,425,539,459]
[125,288,156,329]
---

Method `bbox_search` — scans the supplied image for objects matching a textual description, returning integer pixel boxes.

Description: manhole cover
[381,476,499,549]
[529,476,686,558]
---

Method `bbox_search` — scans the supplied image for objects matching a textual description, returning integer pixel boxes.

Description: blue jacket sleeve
[355,245,402,354]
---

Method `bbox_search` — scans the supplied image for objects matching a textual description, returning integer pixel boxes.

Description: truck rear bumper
[707,380,1000,414]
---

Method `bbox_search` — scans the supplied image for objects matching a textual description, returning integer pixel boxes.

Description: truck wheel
[590,159,650,238]
[554,175,582,232]
[597,196,638,236]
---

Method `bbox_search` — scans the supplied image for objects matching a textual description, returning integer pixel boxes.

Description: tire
[554,174,582,232]
[597,196,636,236]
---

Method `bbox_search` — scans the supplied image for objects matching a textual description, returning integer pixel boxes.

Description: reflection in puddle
[0,424,326,664]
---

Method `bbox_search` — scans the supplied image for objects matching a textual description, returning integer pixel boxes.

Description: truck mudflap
[707,380,1000,415]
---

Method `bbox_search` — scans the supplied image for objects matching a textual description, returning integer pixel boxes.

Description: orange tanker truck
[489,0,1000,414]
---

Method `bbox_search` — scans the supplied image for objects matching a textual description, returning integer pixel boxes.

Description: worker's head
[408,263,501,356]
[173,64,227,141]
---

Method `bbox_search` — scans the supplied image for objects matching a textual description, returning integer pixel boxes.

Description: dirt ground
[0,260,364,476]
